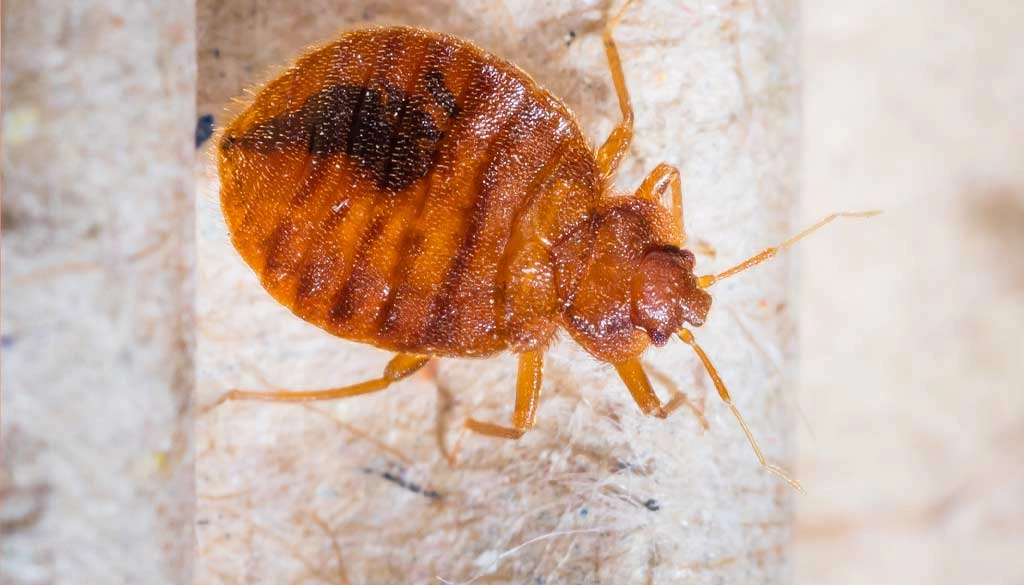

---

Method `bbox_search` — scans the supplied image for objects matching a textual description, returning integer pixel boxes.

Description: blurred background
[797,1,1023,583]
[3,0,1022,584]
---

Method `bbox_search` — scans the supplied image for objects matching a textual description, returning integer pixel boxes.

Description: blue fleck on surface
[195,114,215,148]
[2,334,14,348]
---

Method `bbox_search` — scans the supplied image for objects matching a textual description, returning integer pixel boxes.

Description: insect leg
[636,162,685,246]
[208,353,430,409]
[596,0,637,178]
[616,358,711,427]
[649,372,709,431]
[462,350,544,440]
[676,328,803,491]
[697,210,880,288]
[613,357,668,418]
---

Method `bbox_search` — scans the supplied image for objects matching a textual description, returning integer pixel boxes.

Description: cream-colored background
[2,1,195,584]
[2,0,1022,584]
[797,1,1024,583]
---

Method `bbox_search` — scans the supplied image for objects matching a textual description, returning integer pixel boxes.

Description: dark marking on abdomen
[425,70,460,118]
[233,82,444,192]
[325,212,390,326]
[261,216,300,277]
[417,98,530,349]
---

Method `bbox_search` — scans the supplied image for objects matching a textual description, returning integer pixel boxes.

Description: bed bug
[213,1,875,488]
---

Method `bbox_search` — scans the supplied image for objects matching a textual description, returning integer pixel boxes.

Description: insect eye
[680,248,696,268]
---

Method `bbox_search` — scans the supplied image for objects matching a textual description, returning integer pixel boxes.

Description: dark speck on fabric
[195,114,215,148]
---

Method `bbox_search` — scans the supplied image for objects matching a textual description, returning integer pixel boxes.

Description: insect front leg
[613,357,670,418]
[207,353,431,410]
[635,162,685,246]
[614,357,712,423]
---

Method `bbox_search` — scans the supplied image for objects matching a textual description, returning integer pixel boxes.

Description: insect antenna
[697,210,880,288]
[677,327,804,492]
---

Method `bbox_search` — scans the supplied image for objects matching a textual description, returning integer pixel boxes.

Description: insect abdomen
[219,27,600,357]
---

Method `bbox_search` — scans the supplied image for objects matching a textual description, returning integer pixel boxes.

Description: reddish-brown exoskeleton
[213,0,875,488]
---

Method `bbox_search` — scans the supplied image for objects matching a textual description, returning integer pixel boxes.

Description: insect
[213,1,874,488]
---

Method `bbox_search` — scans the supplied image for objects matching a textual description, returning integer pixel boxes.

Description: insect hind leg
[207,353,430,411]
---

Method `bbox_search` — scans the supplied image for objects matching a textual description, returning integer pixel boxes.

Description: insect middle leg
[208,353,431,409]
[596,0,638,178]
[463,350,544,440]
[636,162,685,246]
